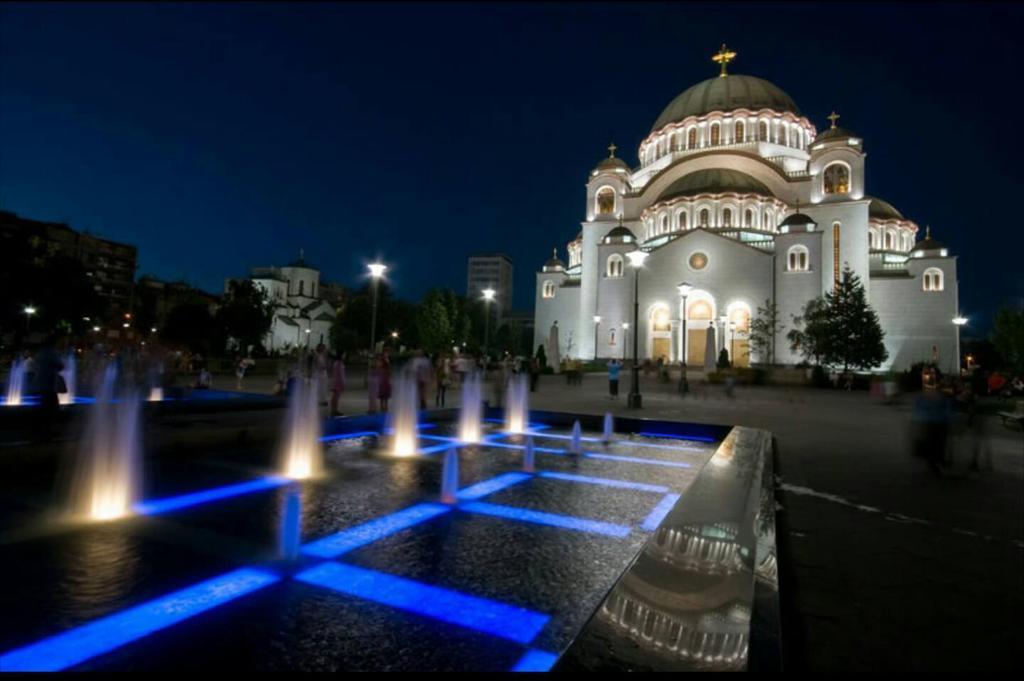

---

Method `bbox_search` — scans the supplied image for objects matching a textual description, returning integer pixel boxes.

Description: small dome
[813,126,858,145]
[596,155,630,172]
[657,169,773,202]
[867,197,904,221]
[651,74,801,133]
[603,225,637,243]
[543,248,565,270]
[779,212,816,228]
[912,227,946,254]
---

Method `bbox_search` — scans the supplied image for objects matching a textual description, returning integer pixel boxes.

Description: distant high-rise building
[467,253,513,319]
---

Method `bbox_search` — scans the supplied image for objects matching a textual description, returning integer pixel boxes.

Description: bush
[811,365,830,388]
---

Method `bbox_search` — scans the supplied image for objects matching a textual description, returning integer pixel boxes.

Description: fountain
[504,374,528,434]
[602,413,614,444]
[281,376,322,479]
[59,352,77,405]
[387,370,419,457]
[523,435,536,473]
[440,447,459,504]
[458,371,483,444]
[569,420,582,455]
[278,484,302,560]
[71,363,141,521]
[4,357,26,406]
[147,360,164,402]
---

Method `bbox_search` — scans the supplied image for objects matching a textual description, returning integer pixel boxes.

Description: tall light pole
[367,263,387,358]
[626,249,648,408]
[719,314,729,365]
[482,288,496,358]
[23,306,36,333]
[953,315,967,375]
[593,315,602,361]
[730,320,737,366]
[677,282,692,394]
[622,322,629,361]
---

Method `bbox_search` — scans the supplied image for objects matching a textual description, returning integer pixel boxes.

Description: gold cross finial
[925,225,931,239]
[552,247,558,259]
[607,142,617,158]
[827,111,840,129]
[711,44,737,78]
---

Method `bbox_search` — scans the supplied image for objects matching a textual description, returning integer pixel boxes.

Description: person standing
[377,353,392,412]
[435,354,450,407]
[329,352,347,417]
[607,358,621,399]
[529,356,540,393]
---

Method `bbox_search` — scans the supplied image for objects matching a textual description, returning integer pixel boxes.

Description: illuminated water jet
[72,363,141,521]
[569,421,582,455]
[4,357,26,406]
[440,447,459,504]
[602,412,614,444]
[279,484,302,560]
[387,371,419,457]
[504,374,528,434]
[281,377,322,479]
[147,387,164,402]
[59,352,76,405]
[523,436,536,472]
[458,371,483,443]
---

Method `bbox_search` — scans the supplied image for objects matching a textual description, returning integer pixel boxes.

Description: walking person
[607,358,621,399]
[529,356,540,393]
[329,352,347,417]
[435,354,451,407]
[377,353,392,412]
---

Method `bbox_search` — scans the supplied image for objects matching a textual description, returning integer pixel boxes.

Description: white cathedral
[534,47,960,373]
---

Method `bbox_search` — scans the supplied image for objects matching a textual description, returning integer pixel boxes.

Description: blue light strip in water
[0,567,279,672]
[537,471,670,494]
[610,439,707,452]
[381,423,437,434]
[482,418,550,431]
[476,440,566,455]
[418,442,454,456]
[133,476,290,515]
[511,648,560,672]
[300,503,450,558]
[417,433,463,443]
[522,431,603,444]
[584,452,693,469]
[636,431,718,443]
[319,431,380,442]
[295,562,549,644]
[641,493,682,531]
[455,472,532,501]
[460,502,632,538]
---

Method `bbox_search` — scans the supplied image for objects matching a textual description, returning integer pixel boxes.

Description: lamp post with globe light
[625,249,648,408]
[622,322,629,360]
[953,315,968,375]
[23,306,36,333]
[482,288,496,359]
[677,283,693,394]
[593,315,602,361]
[367,263,387,357]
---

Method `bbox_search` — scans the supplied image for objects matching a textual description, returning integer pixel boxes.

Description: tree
[162,302,218,354]
[821,266,888,372]
[991,306,1024,373]
[787,297,830,366]
[749,298,783,365]
[217,280,274,354]
[415,290,453,353]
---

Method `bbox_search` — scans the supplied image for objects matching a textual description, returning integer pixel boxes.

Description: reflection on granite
[554,426,777,672]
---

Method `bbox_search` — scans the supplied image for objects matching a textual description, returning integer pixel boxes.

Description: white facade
[249,257,336,352]
[534,55,960,372]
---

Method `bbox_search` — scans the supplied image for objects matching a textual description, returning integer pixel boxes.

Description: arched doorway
[682,291,716,366]
[648,305,672,363]
[726,302,752,367]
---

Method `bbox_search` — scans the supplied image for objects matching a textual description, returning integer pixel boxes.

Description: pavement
[224,369,1024,671]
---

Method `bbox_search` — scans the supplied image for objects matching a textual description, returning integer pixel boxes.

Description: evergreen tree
[991,307,1024,373]
[414,289,453,353]
[822,265,888,372]
[787,297,830,366]
[217,280,274,354]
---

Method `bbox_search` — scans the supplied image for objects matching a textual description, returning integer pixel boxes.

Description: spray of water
[4,357,26,406]
[458,371,483,444]
[569,420,582,455]
[504,374,528,434]
[279,484,302,561]
[387,370,419,457]
[440,447,459,504]
[523,435,536,473]
[281,376,323,479]
[59,352,77,405]
[602,413,614,444]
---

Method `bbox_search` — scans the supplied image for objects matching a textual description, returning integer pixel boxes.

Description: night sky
[1,2,1020,332]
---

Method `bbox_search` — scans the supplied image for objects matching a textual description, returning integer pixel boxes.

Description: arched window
[884,231,894,250]
[722,208,733,227]
[299,280,305,296]
[606,254,624,278]
[823,163,850,195]
[677,211,687,230]
[764,209,774,229]
[699,209,709,227]
[787,245,810,272]
[735,120,745,142]
[744,208,754,227]
[688,128,697,149]
[659,213,669,234]
[777,123,786,146]
[688,300,713,321]
[759,120,768,141]
[922,267,944,292]
[596,187,615,215]
[729,305,751,332]
[710,123,720,146]
[609,329,616,346]
[542,280,556,298]
[651,307,671,332]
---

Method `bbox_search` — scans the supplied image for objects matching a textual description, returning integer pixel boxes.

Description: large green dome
[657,169,773,202]
[650,74,801,133]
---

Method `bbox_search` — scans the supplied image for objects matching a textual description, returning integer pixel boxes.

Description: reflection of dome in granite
[650,523,744,575]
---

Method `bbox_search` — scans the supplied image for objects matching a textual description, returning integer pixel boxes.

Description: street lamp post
[677,283,692,394]
[593,315,602,361]
[367,263,387,358]
[719,315,728,365]
[953,315,968,375]
[730,320,737,365]
[23,306,36,333]
[625,249,648,408]
[622,322,629,361]
[482,288,496,359]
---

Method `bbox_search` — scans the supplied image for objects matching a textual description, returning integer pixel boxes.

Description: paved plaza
[223,369,1024,671]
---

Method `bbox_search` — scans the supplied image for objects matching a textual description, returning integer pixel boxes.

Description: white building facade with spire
[246,251,337,352]
[534,47,960,372]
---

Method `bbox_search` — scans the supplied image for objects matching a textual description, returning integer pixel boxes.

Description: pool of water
[0,419,718,672]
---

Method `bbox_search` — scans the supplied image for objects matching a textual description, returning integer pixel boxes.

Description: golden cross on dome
[607,142,617,158]
[827,111,840,129]
[712,44,737,78]
[925,225,931,239]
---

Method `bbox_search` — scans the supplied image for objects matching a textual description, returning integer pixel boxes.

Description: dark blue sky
[1,2,1020,332]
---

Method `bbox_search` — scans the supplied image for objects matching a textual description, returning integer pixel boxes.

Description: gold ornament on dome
[689,252,709,270]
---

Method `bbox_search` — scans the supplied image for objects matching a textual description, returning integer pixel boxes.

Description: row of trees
[747,266,889,372]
